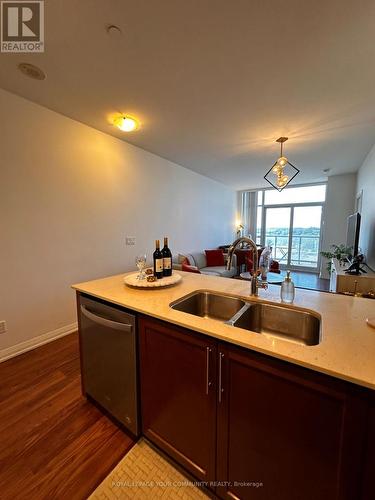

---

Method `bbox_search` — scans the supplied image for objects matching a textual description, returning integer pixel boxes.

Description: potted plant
[320,244,353,273]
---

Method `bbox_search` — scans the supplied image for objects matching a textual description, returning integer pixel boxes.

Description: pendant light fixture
[264,137,300,191]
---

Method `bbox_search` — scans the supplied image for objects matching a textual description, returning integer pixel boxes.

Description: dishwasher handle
[80,305,133,332]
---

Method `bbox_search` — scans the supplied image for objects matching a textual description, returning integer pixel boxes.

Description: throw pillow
[181,263,201,274]
[178,253,189,264]
[205,249,225,267]
[178,253,190,265]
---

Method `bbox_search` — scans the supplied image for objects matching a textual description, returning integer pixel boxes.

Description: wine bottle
[153,240,163,279]
[162,237,172,277]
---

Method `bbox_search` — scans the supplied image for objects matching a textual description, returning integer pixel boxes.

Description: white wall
[356,144,375,269]
[320,174,356,278]
[0,89,236,354]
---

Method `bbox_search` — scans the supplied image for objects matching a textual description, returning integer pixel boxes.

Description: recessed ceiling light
[18,63,46,80]
[113,115,139,132]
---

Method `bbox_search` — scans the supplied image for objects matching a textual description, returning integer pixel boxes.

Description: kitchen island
[73,271,375,500]
[73,271,375,389]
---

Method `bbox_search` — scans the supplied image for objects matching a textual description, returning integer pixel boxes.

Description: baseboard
[0,322,78,363]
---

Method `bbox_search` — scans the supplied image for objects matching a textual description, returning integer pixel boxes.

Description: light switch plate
[126,237,136,246]
[0,320,7,334]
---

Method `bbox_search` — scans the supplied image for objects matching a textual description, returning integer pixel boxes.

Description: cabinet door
[139,316,217,482]
[216,344,366,500]
[361,394,375,499]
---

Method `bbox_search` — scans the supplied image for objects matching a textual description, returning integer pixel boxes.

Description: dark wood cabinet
[139,316,370,500]
[216,344,367,500]
[139,316,217,482]
[361,394,375,500]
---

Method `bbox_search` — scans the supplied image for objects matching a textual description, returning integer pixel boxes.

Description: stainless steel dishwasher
[79,294,139,436]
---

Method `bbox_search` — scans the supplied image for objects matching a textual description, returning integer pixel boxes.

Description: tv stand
[330,258,375,294]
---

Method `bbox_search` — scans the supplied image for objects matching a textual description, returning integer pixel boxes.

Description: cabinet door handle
[218,352,224,403]
[206,347,212,395]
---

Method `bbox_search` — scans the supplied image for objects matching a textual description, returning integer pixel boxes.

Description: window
[242,184,326,271]
[264,185,326,205]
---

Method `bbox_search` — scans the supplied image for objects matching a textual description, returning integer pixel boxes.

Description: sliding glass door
[264,207,291,266]
[290,206,322,268]
[264,204,323,271]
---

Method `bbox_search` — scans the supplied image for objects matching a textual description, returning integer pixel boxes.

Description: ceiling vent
[18,63,46,80]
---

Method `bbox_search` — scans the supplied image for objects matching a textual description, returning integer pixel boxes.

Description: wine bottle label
[163,257,172,269]
[155,259,163,272]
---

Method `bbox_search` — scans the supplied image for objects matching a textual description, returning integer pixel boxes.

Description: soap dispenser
[281,271,295,304]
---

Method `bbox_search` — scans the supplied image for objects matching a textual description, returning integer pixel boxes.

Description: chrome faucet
[226,236,268,296]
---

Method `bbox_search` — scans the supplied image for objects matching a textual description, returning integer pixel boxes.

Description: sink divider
[225,303,252,327]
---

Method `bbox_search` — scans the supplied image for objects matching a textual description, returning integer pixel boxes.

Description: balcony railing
[263,234,321,268]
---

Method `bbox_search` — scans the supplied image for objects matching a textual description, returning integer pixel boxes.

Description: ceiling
[1,0,375,189]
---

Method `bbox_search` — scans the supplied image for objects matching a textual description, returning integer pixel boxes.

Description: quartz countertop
[72,271,375,390]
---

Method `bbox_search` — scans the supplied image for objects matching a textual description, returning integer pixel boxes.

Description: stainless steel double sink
[170,290,321,346]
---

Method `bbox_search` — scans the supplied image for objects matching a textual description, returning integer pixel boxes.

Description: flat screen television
[346,212,361,257]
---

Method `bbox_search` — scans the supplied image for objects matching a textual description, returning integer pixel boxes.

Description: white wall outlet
[0,320,7,334]
[125,237,136,246]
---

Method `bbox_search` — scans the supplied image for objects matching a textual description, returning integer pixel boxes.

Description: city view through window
[254,185,326,270]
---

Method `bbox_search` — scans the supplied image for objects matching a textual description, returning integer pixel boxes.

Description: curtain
[240,191,257,240]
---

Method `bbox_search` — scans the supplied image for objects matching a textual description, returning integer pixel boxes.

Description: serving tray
[124,272,182,288]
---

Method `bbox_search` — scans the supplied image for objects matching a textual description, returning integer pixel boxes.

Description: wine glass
[135,254,147,280]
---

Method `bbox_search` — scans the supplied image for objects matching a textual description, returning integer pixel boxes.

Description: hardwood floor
[237,270,330,291]
[0,333,134,500]
[277,270,330,292]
